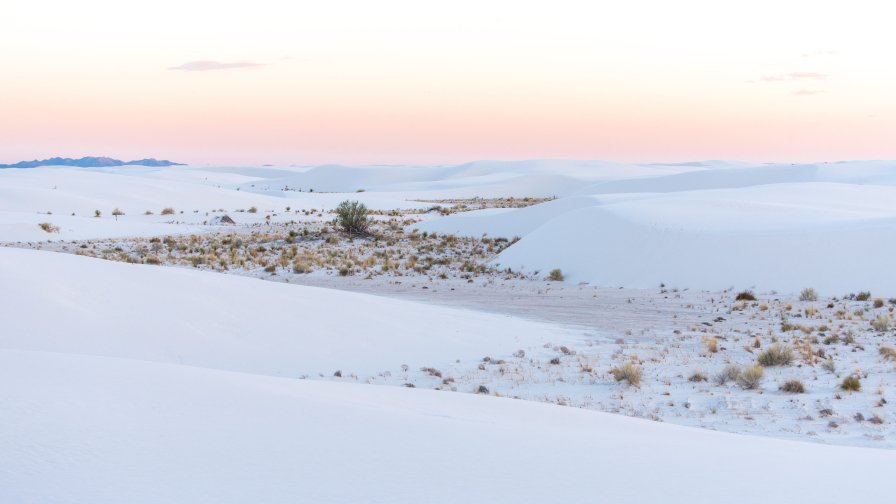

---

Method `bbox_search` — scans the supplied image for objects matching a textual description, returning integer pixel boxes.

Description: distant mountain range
[0,156,185,168]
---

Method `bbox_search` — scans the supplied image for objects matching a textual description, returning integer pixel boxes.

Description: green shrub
[856,291,871,301]
[335,200,370,235]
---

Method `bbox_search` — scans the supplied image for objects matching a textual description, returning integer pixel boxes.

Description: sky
[2,0,895,165]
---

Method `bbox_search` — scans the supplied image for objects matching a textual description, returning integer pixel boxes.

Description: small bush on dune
[38,222,60,233]
[841,376,861,392]
[879,345,896,361]
[247,206,258,214]
[800,288,818,302]
[737,365,764,389]
[610,362,642,387]
[779,379,805,394]
[856,291,872,301]
[714,364,742,385]
[735,290,756,301]
[335,200,371,235]
[871,314,892,332]
[757,343,794,367]
[873,298,885,308]
[547,269,564,282]
[161,207,175,215]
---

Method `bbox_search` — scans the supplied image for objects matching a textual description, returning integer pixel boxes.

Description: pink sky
[3,0,894,165]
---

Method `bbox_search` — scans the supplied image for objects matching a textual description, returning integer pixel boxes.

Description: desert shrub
[335,200,370,235]
[757,343,794,367]
[112,208,124,216]
[688,371,707,382]
[879,345,896,361]
[737,365,764,389]
[264,265,276,273]
[144,256,161,265]
[856,291,872,301]
[779,379,805,394]
[871,314,892,332]
[38,222,60,233]
[840,376,861,391]
[547,268,564,282]
[873,298,885,308]
[735,290,756,301]
[610,362,642,387]
[714,364,742,385]
[799,288,818,302]
[94,209,101,218]
[247,206,258,213]
[705,336,719,353]
[161,207,175,215]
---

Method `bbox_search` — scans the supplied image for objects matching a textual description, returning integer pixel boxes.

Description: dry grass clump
[688,371,708,382]
[547,268,565,282]
[871,314,892,332]
[735,290,756,301]
[757,343,794,367]
[610,362,642,387]
[247,206,258,213]
[714,364,742,385]
[161,207,176,215]
[704,336,719,353]
[878,345,896,361]
[799,287,818,302]
[779,379,805,394]
[38,222,60,233]
[840,375,861,392]
[737,365,764,389]
[873,298,885,308]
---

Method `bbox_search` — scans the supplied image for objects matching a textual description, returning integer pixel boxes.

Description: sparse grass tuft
[871,314,892,332]
[547,268,564,282]
[38,222,60,233]
[735,290,756,301]
[737,365,764,389]
[610,362,642,387]
[840,375,861,392]
[779,379,805,394]
[757,343,794,367]
[879,345,896,361]
[714,364,742,385]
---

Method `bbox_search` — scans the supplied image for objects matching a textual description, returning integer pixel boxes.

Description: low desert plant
[610,362,642,387]
[688,371,708,382]
[874,298,885,308]
[247,206,258,213]
[871,314,892,332]
[705,336,719,353]
[161,207,175,215]
[735,290,756,301]
[879,345,896,361]
[335,200,371,235]
[800,287,818,302]
[112,208,124,216]
[714,364,742,385]
[38,222,59,233]
[779,379,805,394]
[547,268,564,282]
[856,291,872,301]
[757,343,794,367]
[840,375,861,392]
[737,365,764,389]
[94,209,101,218]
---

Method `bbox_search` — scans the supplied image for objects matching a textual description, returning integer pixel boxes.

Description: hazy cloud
[761,72,828,82]
[793,89,822,96]
[801,49,838,58]
[169,60,263,71]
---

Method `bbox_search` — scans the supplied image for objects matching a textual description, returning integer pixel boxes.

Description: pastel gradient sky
[3,0,894,165]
